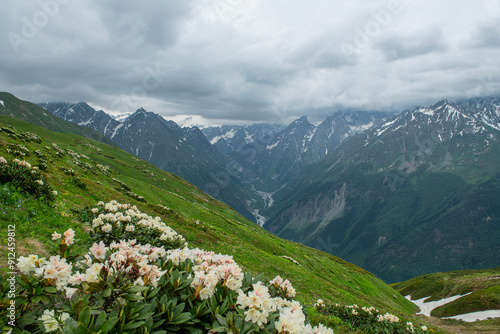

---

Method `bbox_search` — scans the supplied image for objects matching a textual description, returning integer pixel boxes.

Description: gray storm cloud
[1,0,499,125]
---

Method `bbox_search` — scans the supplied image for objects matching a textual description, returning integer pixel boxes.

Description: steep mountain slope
[38,101,258,220]
[263,98,500,283]
[0,92,113,145]
[0,113,419,318]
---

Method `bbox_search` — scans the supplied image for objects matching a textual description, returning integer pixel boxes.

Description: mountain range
[34,94,500,283]
[35,101,259,220]
[262,98,500,282]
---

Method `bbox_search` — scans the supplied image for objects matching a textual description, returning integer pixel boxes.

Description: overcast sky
[1,0,500,125]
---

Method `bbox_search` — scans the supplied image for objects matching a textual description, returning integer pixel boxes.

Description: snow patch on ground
[405,294,500,322]
[0,100,4,107]
[406,294,470,317]
[444,310,500,322]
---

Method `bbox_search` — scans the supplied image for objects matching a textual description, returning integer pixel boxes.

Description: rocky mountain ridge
[262,97,500,282]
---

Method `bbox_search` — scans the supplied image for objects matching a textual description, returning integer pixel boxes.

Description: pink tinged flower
[65,287,78,299]
[68,272,85,285]
[224,276,242,290]
[246,291,263,309]
[252,282,270,298]
[89,241,107,259]
[64,228,75,239]
[52,232,62,240]
[43,264,58,279]
[139,264,152,276]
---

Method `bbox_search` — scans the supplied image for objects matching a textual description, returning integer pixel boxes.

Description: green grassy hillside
[0,114,449,333]
[0,92,113,145]
[391,268,500,330]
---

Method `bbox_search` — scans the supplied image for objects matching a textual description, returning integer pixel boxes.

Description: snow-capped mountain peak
[112,112,132,122]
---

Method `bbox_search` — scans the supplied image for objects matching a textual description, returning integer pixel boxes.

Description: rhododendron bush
[1,201,334,334]
[313,300,430,334]
[0,156,56,202]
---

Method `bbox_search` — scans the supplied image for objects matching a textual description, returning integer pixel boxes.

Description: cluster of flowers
[66,149,89,161]
[18,253,73,291]
[314,300,430,333]
[34,149,46,159]
[125,190,146,202]
[62,167,75,175]
[0,126,16,135]
[51,143,65,156]
[281,255,301,266]
[80,161,94,173]
[12,199,338,333]
[377,312,400,323]
[40,309,70,333]
[18,130,43,143]
[0,156,56,201]
[88,200,186,249]
[18,233,167,299]
[96,164,110,174]
[6,143,30,157]
[79,141,102,152]
[237,282,276,326]
[234,281,332,333]
[269,275,297,298]
[166,247,244,299]
[79,240,166,288]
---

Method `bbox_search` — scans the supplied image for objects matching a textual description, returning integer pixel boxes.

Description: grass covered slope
[0,114,418,318]
[391,267,500,318]
[0,92,113,145]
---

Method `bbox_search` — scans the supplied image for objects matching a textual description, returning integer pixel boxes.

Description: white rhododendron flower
[64,287,79,299]
[63,228,75,245]
[40,309,70,333]
[102,223,112,233]
[89,241,107,259]
[17,254,43,274]
[84,263,104,283]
